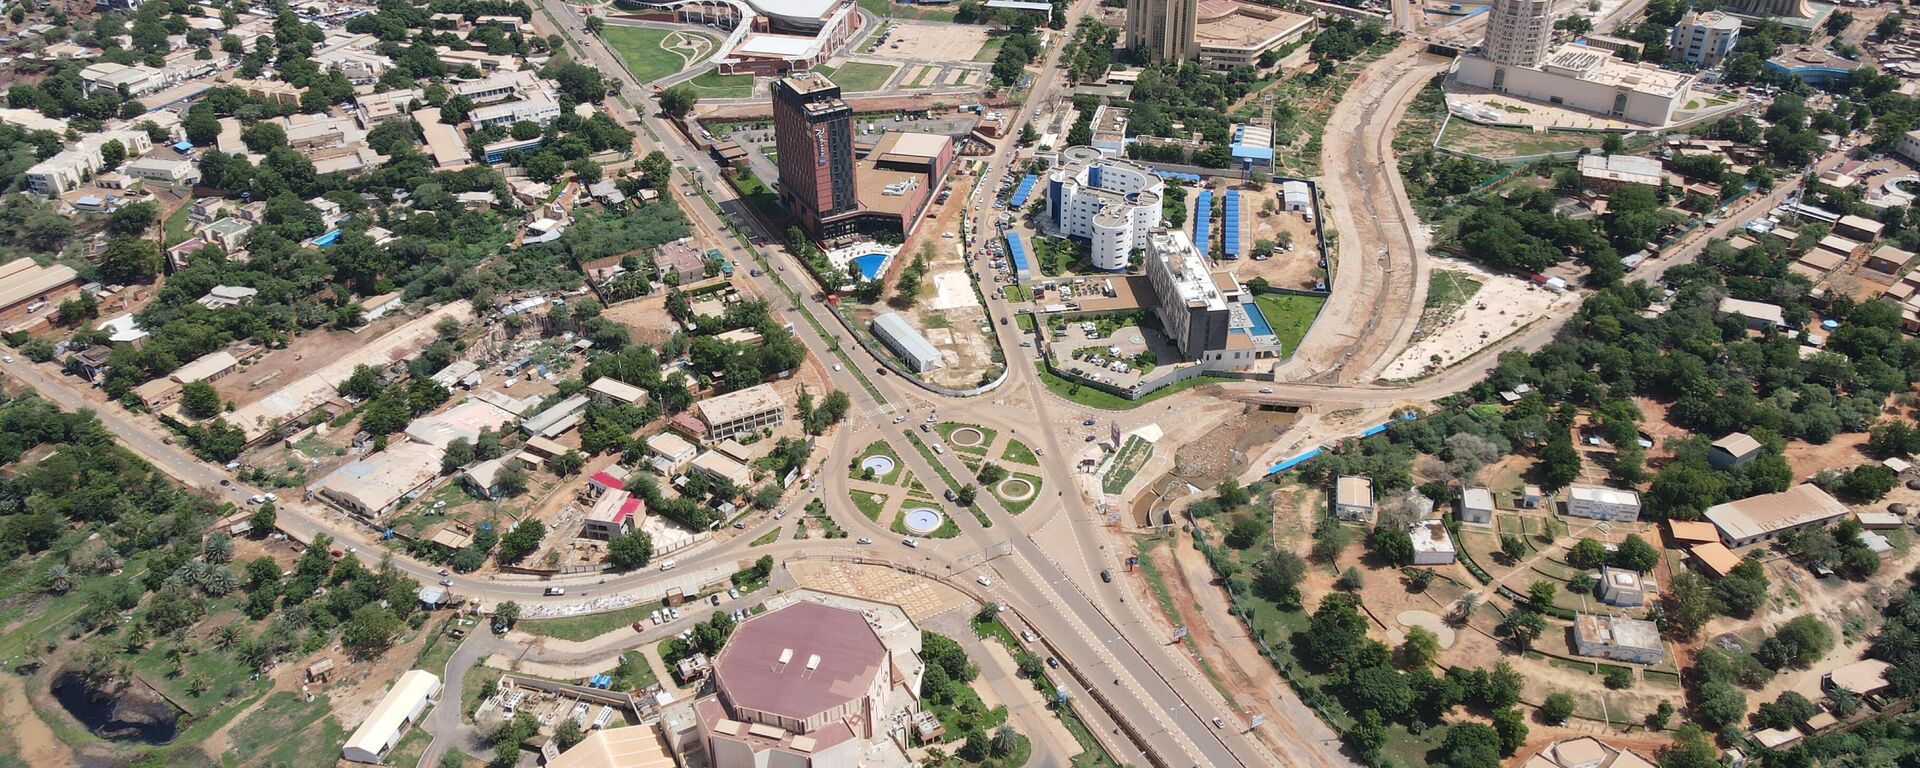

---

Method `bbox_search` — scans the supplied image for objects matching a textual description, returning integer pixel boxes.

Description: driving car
[544,587,566,596]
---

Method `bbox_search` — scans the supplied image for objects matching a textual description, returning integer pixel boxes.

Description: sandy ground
[0,676,74,767]
[211,313,413,407]
[864,22,989,62]
[602,292,682,347]
[1381,260,1571,379]
[784,561,973,621]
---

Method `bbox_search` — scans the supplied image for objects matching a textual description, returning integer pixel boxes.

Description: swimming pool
[1242,302,1273,337]
[851,253,888,280]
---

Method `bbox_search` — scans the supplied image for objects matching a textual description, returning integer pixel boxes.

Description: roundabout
[902,507,946,535]
[995,476,1036,502]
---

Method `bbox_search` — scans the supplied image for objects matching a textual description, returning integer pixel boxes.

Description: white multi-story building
[468,91,562,130]
[22,128,154,196]
[1142,229,1281,364]
[1045,146,1165,271]
[1670,11,1741,68]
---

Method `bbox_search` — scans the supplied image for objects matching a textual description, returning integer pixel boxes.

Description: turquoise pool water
[851,253,888,280]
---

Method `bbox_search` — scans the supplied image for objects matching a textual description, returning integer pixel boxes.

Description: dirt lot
[602,292,682,346]
[864,22,989,63]
[213,313,415,407]
[1380,259,1568,380]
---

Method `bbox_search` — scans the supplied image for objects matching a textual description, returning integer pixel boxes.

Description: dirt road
[1281,44,1450,386]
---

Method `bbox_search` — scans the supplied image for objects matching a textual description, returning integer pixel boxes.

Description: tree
[180,381,222,419]
[1252,549,1305,605]
[1336,566,1365,590]
[1649,700,1674,730]
[496,463,529,496]
[1527,579,1557,607]
[497,520,545,565]
[990,725,1018,758]
[106,200,155,236]
[1837,464,1898,502]
[551,450,587,476]
[248,502,277,535]
[585,15,606,32]
[99,236,161,284]
[1756,615,1831,670]
[554,719,586,751]
[1441,722,1504,768]
[339,365,383,400]
[495,601,522,629]
[659,85,697,119]
[1541,692,1576,724]
[1310,518,1350,563]
[1499,533,1527,561]
[1566,538,1607,568]
[1537,430,1581,488]
[1350,664,1414,719]
[1660,571,1716,639]
[1501,610,1546,652]
[203,532,234,563]
[607,530,654,571]
[1612,534,1658,572]
[1369,524,1415,566]
[1491,707,1529,754]
[341,603,401,656]
[1401,625,1441,668]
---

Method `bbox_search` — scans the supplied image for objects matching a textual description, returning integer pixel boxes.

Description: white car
[544,587,566,596]
[976,576,992,586]
[1259,386,1274,394]
[902,538,919,548]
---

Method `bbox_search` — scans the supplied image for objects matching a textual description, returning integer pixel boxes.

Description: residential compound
[668,595,925,767]
[772,73,953,241]
[1044,147,1165,271]
[24,128,155,196]
[1452,0,1697,125]
[1142,229,1281,365]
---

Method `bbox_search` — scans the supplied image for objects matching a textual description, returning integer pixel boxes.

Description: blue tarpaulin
[172,140,193,152]
[1193,189,1212,254]
[1009,174,1039,208]
[1266,448,1324,475]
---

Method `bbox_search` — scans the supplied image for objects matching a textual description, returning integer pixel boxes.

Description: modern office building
[1193,0,1315,71]
[773,73,858,238]
[1484,0,1553,67]
[773,74,952,241]
[692,383,787,441]
[1045,146,1165,271]
[1141,229,1281,364]
[1128,0,1199,62]
[872,312,943,372]
[1670,11,1741,68]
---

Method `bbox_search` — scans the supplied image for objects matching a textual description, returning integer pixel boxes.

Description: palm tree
[1448,594,1480,626]
[213,624,241,650]
[45,564,72,595]
[187,675,210,696]
[923,746,950,767]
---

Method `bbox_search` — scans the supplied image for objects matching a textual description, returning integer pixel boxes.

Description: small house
[1408,519,1456,565]
[1597,566,1652,607]
[1566,485,1642,522]
[1460,487,1495,525]
[1709,432,1762,469]
[1572,614,1664,664]
[1334,476,1374,522]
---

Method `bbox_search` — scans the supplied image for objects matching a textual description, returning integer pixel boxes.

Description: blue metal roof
[1153,170,1202,182]
[1230,144,1275,160]
[1223,190,1241,258]
[1005,232,1031,282]
[1193,189,1212,254]
[1266,447,1324,474]
[1009,173,1039,208]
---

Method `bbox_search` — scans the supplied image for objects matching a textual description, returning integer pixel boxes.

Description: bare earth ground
[864,22,989,62]
[1380,259,1569,380]
[602,292,682,347]
[211,312,412,407]
[1278,45,1444,385]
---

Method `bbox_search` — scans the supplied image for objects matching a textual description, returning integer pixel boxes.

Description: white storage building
[872,312,942,372]
[341,670,442,763]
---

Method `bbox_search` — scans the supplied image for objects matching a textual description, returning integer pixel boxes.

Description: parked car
[544,586,566,596]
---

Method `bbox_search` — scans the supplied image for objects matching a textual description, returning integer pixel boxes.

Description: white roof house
[1407,519,1456,565]
[341,670,442,763]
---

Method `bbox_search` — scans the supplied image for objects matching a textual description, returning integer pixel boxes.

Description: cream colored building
[1484,0,1553,67]
[1128,0,1199,62]
[1453,44,1697,126]
[1192,0,1314,71]
[693,384,786,441]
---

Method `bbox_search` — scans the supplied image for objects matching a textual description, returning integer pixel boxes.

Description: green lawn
[972,35,1006,62]
[854,0,955,21]
[385,726,433,768]
[163,203,195,247]
[993,472,1044,515]
[610,650,658,692]
[852,439,904,484]
[1101,435,1152,495]
[1002,439,1039,466]
[727,168,787,221]
[1252,293,1327,359]
[935,422,997,455]
[600,25,711,83]
[852,489,889,521]
[222,691,341,767]
[687,70,754,98]
[906,66,935,88]
[750,527,780,546]
[1036,365,1230,410]
[520,602,656,641]
[814,61,897,92]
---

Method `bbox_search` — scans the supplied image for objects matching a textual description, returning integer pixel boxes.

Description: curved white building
[1044,146,1164,271]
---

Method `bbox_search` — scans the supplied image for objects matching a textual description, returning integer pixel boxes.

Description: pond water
[52,671,180,745]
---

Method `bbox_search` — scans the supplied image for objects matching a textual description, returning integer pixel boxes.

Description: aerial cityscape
[0,0,1918,764]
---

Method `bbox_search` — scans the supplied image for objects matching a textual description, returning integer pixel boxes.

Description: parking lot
[1045,320,1181,391]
